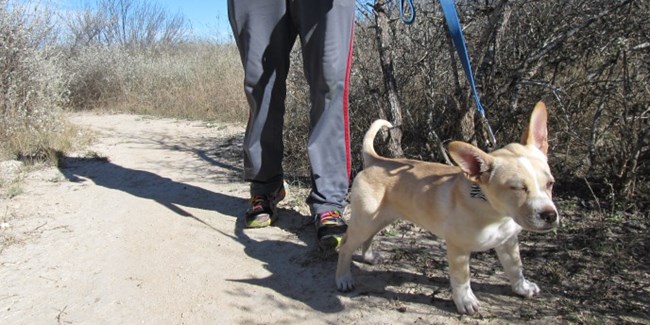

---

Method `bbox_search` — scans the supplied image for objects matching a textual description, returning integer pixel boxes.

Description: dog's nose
[539,210,557,224]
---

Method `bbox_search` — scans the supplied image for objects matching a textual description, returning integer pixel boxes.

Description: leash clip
[482,115,497,149]
[398,0,416,25]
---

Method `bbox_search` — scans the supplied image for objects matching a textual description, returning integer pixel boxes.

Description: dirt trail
[1,113,547,324]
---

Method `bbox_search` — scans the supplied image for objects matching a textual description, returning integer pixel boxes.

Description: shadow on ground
[56,155,531,318]
[58,156,246,228]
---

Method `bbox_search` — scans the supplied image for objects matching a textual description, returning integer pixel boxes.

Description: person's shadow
[54,152,468,314]
[56,152,350,312]
[57,155,247,229]
[229,207,348,313]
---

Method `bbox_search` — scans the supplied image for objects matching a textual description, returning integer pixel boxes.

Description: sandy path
[1,113,481,324]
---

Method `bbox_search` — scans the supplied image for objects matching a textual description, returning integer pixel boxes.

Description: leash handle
[399,0,416,25]
[439,0,497,148]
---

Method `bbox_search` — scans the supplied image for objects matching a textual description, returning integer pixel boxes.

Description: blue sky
[20,0,232,41]
[157,0,231,41]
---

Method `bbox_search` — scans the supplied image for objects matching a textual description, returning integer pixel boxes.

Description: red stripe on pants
[343,24,354,178]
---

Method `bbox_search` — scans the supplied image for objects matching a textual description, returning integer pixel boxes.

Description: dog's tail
[362,119,393,166]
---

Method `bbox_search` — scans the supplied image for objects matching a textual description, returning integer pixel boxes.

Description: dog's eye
[510,185,528,193]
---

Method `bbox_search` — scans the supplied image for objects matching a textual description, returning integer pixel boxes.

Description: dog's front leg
[494,235,540,298]
[447,245,480,314]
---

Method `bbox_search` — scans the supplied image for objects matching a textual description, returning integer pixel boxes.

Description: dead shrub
[280,0,649,209]
[0,0,74,163]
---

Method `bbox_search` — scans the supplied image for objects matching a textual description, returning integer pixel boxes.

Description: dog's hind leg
[336,200,396,291]
[335,220,365,291]
[358,209,398,265]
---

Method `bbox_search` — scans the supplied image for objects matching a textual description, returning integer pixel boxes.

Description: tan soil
[0,113,566,324]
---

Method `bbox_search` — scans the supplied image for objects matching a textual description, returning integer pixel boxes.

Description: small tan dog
[336,102,559,315]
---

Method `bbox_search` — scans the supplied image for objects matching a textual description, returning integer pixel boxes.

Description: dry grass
[0,0,72,165]
[65,42,248,124]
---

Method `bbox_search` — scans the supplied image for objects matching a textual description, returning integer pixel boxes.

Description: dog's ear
[448,141,493,182]
[520,101,549,155]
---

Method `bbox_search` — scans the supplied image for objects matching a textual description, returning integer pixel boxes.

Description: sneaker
[244,186,286,228]
[315,210,348,251]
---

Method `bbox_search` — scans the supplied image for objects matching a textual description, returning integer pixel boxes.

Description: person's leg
[292,0,356,215]
[228,0,297,196]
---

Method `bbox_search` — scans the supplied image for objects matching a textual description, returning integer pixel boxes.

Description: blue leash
[439,0,483,116]
[397,0,497,147]
[439,0,497,147]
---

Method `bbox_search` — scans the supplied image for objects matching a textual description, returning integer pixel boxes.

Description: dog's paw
[453,290,481,315]
[362,251,383,265]
[336,275,356,292]
[512,279,540,298]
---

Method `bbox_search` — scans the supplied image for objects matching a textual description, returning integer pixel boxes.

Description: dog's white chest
[474,218,522,250]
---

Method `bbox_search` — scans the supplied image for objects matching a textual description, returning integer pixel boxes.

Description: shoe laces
[250,195,268,210]
[319,210,342,224]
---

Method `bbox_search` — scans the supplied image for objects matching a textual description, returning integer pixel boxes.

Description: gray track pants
[227,0,355,215]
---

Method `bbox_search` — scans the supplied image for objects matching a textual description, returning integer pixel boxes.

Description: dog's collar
[470,184,487,201]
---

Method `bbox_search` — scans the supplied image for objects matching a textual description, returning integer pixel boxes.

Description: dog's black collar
[470,184,487,201]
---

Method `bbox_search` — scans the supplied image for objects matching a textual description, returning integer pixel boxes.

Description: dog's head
[448,102,559,232]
